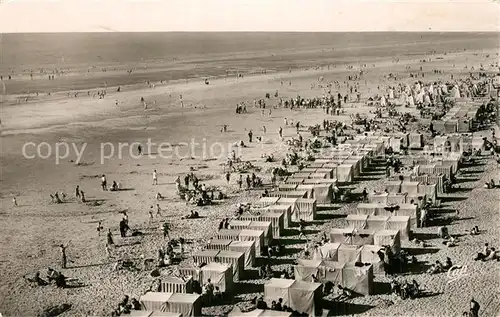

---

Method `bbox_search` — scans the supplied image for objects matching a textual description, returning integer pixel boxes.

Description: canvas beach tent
[329,228,375,245]
[229,308,292,317]
[160,276,194,294]
[264,279,322,316]
[229,240,256,268]
[128,311,182,317]
[179,262,234,293]
[139,292,202,317]
[239,229,265,256]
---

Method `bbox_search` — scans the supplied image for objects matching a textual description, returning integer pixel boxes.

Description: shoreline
[1,47,497,136]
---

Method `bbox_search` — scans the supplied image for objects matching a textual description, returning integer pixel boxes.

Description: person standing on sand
[97,221,103,236]
[248,130,253,143]
[59,244,69,269]
[237,175,243,190]
[156,204,162,217]
[162,222,170,240]
[12,197,18,207]
[152,170,158,185]
[137,144,142,156]
[225,172,231,185]
[470,298,480,317]
[279,127,283,139]
[148,208,154,226]
[75,185,80,199]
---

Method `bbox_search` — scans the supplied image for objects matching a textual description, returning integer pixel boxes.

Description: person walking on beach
[12,197,18,207]
[106,229,114,245]
[101,175,107,191]
[153,170,158,185]
[75,185,80,199]
[156,204,162,217]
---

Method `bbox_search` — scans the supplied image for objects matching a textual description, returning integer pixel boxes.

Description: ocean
[1,32,498,93]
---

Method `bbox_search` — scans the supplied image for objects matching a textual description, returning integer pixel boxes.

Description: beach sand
[0,44,499,316]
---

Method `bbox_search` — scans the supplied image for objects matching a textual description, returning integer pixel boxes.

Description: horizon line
[2,30,500,35]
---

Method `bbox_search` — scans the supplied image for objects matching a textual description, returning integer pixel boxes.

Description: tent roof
[140,292,173,303]
[296,259,323,267]
[346,215,368,221]
[150,312,183,317]
[128,311,153,317]
[259,309,293,317]
[389,216,410,222]
[367,216,390,221]
[361,244,383,252]
[208,239,233,246]
[194,250,220,257]
[230,240,255,248]
[240,229,264,237]
[230,220,252,227]
[161,275,192,284]
[277,197,299,204]
[330,228,353,234]
[297,198,316,204]
[265,278,295,289]
[268,205,291,211]
[357,203,384,208]
[201,262,232,272]
[320,242,341,253]
[375,229,399,236]
[168,292,201,303]
[218,229,242,236]
[338,244,361,252]
[217,250,244,258]
[291,280,322,291]
[250,221,272,227]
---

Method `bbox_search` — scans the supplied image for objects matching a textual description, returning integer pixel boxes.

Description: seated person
[256,297,268,309]
[438,226,450,239]
[337,285,353,300]
[483,247,498,261]
[156,192,164,200]
[474,243,491,261]
[213,286,222,300]
[426,260,443,274]
[443,257,453,270]
[24,272,47,286]
[443,236,457,247]
[110,181,118,191]
[46,268,60,283]
[470,226,480,235]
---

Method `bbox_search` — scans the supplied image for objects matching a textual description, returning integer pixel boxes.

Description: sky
[0,0,499,33]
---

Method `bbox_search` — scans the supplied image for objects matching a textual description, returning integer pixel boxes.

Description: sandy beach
[0,33,499,317]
